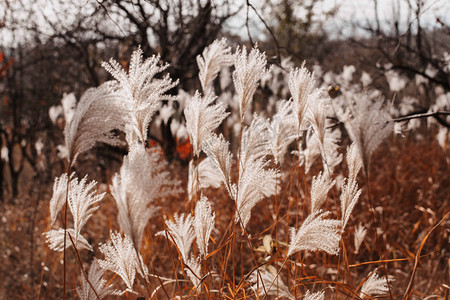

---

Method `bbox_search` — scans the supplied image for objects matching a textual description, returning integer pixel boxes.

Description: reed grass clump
[41,39,450,299]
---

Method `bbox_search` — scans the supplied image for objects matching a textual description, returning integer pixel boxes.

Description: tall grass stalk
[38,38,450,299]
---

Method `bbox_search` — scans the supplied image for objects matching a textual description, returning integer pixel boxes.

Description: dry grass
[0,132,449,299]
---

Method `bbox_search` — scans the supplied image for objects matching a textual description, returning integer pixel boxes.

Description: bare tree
[0,0,240,198]
[256,0,338,64]
[356,1,449,93]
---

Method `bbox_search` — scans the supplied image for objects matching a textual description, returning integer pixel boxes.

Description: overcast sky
[226,0,450,39]
[1,0,449,47]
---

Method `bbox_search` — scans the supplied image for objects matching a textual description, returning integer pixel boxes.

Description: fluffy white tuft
[202,134,234,197]
[289,66,316,127]
[346,142,363,181]
[249,267,294,300]
[159,213,195,262]
[304,290,325,300]
[344,96,393,175]
[184,91,229,157]
[46,174,103,252]
[288,210,341,257]
[354,223,367,254]
[77,259,121,300]
[197,38,234,93]
[266,100,298,165]
[49,173,70,225]
[359,271,394,299]
[310,171,335,214]
[64,82,126,165]
[98,231,146,293]
[102,48,178,146]
[111,145,181,251]
[188,158,222,201]
[194,196,215,258]
[233,46,269,120]
[340,178,362,230]
[44,228,92,252]
[67,175,104,245]
[185,256,202,289]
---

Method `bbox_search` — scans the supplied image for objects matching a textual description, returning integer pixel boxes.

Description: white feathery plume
[287,210,341,257]
[111,145,181,251]
[354,223,367,254]
[233,46,269,120]
[297,126,342,174]
[235,158,277,229]
[259,170,278,198]
[266,100,298,165]
[197,38,234,93]
[77,259,121,300]
[64,81,126,165]
[202,134,235,197]
[305,91,327,148]
[159,213,195,262]
[320,126,342,174]
[296,127,321,173]
[239,115,271,171]
[249,267,294,300]
[45,174,104,251]
[289,65,316,127]
[304,290,325,300]
[98,231,146,293]
[346,142,362,182]
[194,196,215,258]
[124,123,140,148]
[185,256,202,289]
[344,97,393,175]
[184,91,229,156]
[310,171,335,214]
[203,125,277,230]
[49,173,70,225]
[102,48,178,146]
[44,228,92,252]
[235,118,277,229]
[203,117,276,230]
[188,158,222,201]
[67,176,105,246]
[340,178,362,230]
[359,271,393,299]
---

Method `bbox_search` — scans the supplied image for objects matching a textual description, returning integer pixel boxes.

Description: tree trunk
[11,169,19,198]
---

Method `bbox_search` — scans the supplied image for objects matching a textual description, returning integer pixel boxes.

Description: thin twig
[63,168,70,300]
[403,211,450,299]
[95,0,126,37]
[392,111,450,123]
[245,0,254,47]
[67,232,101,300]
[349,252,434,268]
[246,0,282,66]
[327,110,450,130]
